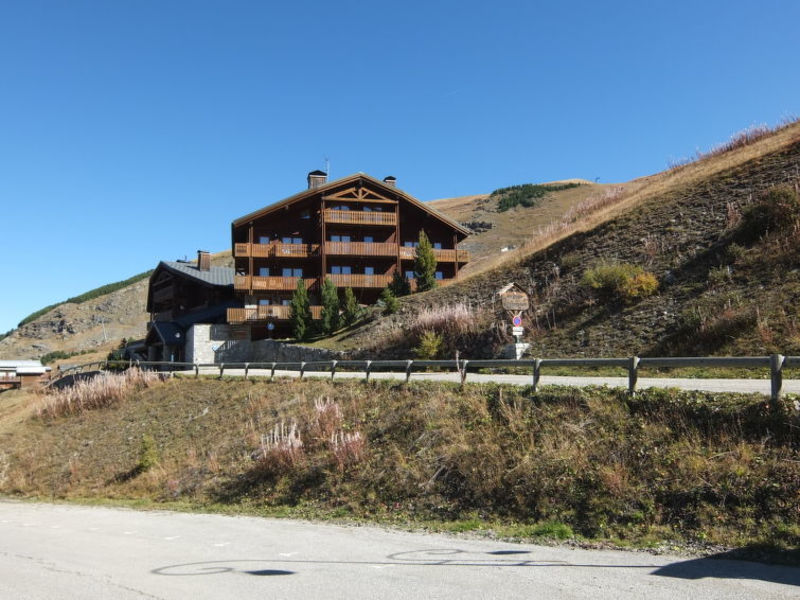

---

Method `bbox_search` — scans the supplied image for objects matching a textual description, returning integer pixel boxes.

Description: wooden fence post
[219,363,225,379]
[770,353,785,407]
[244,363,250,380]
[270,362,277,381]
[405,360,413,384]
[300,361,306,380]
[459,360,469,386]
[533,358,541,391]
[194,364,199,378]
[364,360,372,382]
[628,356,640,395]
[330,360,337,381]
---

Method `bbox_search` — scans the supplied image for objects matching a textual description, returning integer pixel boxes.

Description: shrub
[707,265,732,288]
[255,421,304,473]
[330,430,366,471]
[414,331,444,359]
[388,271,412,297]
[137,434,160,472]
[380,287,398,315]
[582,262,658,304]
[739,185,800,242]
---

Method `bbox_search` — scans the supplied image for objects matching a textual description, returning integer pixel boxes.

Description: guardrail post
[270,362,277,381]
[219,363,225,379]
[628,356,640,395]
[244,363,250,380]
[330,360,337,381]
[300,361,306,380]
[533,358,541,392]
[406,360,413,384]
[459,360,469,385]
[770,353,785,407]
[364,360,372,382]
[194,363,199,378]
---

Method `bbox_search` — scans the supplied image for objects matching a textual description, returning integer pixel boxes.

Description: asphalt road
[1,502,798,599]
[189,367,797,396]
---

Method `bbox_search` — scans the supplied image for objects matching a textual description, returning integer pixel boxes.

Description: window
[363,236,373,243]
[282,268,301,277]
[281,299,290,306]
[363,206,372,212]
[433,243,442,249]
[259,236,270,244]
[332,266,351,275]
[333,205,350,211]
[293,268,303,277]
[330,235,350,242]
[258,267,270,277]
[282,236,302,244]
[435,271,444,280]
[258,298,270,305]
[405,270,415,279]
[364,266,375,275]
[300,209,310,220]
[403,241,418,248]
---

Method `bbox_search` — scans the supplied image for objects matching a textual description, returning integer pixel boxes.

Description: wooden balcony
[234,275,318,291]
[323,209,397,226]
[227,305,323,323]
[235,242,318,258]
[328,273,392,288]
[398,246,470,262]
[325,241,397,256]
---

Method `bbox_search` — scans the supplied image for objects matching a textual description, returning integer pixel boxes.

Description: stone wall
[186,324,343,364]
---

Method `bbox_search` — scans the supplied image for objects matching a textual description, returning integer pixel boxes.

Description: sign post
[498,283,531,359]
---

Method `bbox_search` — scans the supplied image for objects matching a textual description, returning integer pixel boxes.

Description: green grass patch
[491,182,582,212]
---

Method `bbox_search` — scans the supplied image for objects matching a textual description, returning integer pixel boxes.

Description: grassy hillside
[335,121,800,359]
[2,376,799,558]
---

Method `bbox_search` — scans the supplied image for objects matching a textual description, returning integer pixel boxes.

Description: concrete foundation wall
[187,324,343,364]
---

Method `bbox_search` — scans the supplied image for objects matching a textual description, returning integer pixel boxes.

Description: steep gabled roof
[232,172,471,237]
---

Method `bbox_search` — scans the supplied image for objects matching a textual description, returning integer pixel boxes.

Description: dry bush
[410,302,484,337]
[701,124,774,160]
[726,201,743,229]
[254,421,304,473]
[36,368,163,419]
[330,430,366,471]
[312,396,343,440]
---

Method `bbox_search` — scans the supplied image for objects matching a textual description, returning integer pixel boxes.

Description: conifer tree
[342,287,361,325]
[290,278,311,340]
[380,287,399,315]
[389,271,411,297]
[320,277,341,335]
[413,230,438,292]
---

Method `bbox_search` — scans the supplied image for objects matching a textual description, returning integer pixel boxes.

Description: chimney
[383,175,397,188]
[307,170,328,189]
[197,250,211,271]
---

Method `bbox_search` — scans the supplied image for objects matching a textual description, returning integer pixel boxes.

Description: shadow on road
[652,547,800,587]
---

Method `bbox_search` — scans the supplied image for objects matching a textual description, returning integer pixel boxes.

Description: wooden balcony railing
[235,242,318,258]
[227,305,323,323]
[234,275,317,291]
[325,241,397,256]
[398,246,470,262]
[323,209,397,226]
[328,273,393,288]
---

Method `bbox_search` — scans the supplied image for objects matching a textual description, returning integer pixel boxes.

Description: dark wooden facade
[229,172,470,338]
[144,252,235,361]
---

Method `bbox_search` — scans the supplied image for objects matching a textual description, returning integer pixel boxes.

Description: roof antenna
[324,156,330,178]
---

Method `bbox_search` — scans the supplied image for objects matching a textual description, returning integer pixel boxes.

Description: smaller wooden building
[144,251,236,362]
[0,360,51,390]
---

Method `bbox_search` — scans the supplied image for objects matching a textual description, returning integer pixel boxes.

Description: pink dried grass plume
[329,430,366,471]
[255,421,304,472]
[312,396,343,439]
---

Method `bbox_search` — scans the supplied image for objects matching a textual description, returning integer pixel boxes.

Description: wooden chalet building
[145,251,236,361]
[229,171,470,339]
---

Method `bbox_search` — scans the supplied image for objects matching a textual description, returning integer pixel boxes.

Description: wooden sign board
[498,281,530,312]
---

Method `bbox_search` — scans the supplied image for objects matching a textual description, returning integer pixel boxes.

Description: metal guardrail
[48,354,796,404]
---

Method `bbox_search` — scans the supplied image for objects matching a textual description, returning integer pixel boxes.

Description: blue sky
[1,1,799,333]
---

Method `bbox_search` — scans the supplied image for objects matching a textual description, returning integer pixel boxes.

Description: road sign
[512,326,524,336]
[499,283,530,312]
[512,315,522,327]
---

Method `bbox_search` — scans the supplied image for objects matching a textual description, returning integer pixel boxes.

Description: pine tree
[380,287,399,315]
[389,271,411,297]
[290,278,311,340]
[342,287,361,325]
[413,230,438,292]
[320,277,341,335]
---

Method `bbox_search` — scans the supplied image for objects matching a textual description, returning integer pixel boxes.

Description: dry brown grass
[35,368,164,419]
